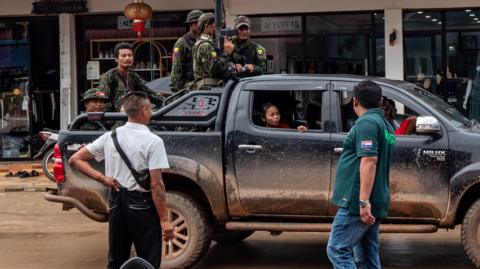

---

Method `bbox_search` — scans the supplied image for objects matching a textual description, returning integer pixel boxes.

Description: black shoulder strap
[111,129,137,175]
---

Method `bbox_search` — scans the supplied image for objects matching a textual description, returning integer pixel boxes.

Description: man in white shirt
[69,91,174,269]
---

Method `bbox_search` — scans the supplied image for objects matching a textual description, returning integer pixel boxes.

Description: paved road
[0,192,474,269]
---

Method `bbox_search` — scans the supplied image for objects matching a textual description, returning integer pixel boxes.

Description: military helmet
[198,12,215,33]
[184,10,204,24]
[81,88,109,102]
[234,15,251,29]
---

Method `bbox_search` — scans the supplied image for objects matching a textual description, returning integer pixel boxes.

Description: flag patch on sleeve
[360,140,373,150]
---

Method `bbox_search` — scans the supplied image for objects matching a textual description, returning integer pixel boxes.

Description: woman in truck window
[381,97,397,128]
[261,103,307,132]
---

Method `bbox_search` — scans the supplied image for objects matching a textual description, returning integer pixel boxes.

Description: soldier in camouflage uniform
[192,13,236,90]
[98,42,159,111]
[79,88,109,131]
[169,10,204,92]
[232,16,267,78]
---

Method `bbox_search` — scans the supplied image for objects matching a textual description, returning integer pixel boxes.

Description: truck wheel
[213,227,254,244]
[461,198,480,268]
[161,192,212,269]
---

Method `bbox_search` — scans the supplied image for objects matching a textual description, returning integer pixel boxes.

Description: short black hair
[122,91,149,117]
[353,80,382,109]
[261,102,277,117]
[114,42,134,58]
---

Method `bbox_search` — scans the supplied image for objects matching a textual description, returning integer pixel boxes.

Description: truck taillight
[53,144,65,183]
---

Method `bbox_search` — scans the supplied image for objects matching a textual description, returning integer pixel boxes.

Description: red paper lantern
[124,0,153,38]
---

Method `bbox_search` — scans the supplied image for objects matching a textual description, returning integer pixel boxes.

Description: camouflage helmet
[184,10,204,24]
[234,15,251,29]
[81,88,109,102]
[198,12,215,34]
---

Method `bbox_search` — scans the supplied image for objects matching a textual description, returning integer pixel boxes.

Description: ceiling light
[438,21,442,24]
[466,9,472,12]
[425,15,431,18]
[470,14,475,17]
[475,18,479,21]
[477,21,480,23]
[432,19,437,22]
[417,11,423,14]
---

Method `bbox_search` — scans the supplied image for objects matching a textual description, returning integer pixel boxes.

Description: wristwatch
[359,199,370,208]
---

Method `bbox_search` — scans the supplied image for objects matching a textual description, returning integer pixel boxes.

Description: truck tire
[461,198,480,268]
[161,192,213,269]
[213,228,254,244]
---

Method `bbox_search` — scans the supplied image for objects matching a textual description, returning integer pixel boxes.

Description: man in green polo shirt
[327,80,395,269]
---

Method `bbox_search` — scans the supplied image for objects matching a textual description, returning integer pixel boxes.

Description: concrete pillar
[59,13,78,130]
[384,8,404,80]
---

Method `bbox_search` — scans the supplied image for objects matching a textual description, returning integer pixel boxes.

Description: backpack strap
[111,129,138,180]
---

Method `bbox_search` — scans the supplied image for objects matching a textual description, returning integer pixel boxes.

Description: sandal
[5,172,15,177]
[18,171,30,178]
[30,170,39,177]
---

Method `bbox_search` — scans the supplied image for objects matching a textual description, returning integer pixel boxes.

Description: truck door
[231,81,331,216]
[328,81,450,220]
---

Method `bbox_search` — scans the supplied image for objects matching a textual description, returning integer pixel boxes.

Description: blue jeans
[327,207,382,269]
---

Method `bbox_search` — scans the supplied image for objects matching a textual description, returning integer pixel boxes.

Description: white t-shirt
[86,122,169,192]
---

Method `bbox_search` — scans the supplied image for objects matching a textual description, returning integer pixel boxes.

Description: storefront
[75,11,191,97]
[403,8,480,119]
[249,12,385,76]
[0,16,59,159]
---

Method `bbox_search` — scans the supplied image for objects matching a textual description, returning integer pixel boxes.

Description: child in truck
[261,103,308,132]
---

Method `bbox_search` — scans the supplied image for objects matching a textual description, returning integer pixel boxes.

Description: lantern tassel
[133,19,145,39]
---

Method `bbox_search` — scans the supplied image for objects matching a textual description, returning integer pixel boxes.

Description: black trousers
[107,189,162,269]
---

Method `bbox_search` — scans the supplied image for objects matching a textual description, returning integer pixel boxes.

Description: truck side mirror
[415,116,441,137]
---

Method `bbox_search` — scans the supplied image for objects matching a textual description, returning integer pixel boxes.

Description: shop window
[0,21,31,158]
[306,13,373,34]
[404,11,442,31]
[252,37,302,74]
[446,9,480,31]
[305,12,384,77]
[446,31,480,120]
[404,34,443,91]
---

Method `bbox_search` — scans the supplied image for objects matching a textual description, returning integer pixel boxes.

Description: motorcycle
[33,129,58,182]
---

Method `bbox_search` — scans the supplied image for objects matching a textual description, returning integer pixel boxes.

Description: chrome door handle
[238,144,263,153]
[334,147,343,153]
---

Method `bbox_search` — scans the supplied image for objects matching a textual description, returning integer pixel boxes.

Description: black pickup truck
[45,75,480,269]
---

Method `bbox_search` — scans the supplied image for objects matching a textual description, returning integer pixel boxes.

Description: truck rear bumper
[44,188,108,222]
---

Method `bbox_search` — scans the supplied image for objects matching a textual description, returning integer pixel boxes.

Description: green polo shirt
[331,108,395,218]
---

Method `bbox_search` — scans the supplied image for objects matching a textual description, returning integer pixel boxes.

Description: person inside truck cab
[305,103,322,130]
[261,103,308,132]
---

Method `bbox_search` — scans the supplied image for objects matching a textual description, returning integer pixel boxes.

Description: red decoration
[124,0,153,39]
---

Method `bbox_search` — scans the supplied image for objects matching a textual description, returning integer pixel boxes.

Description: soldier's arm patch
[211,51,218,59]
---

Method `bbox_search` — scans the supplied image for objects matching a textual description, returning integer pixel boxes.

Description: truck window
[251,90,325,131]
[337,90,420,135]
